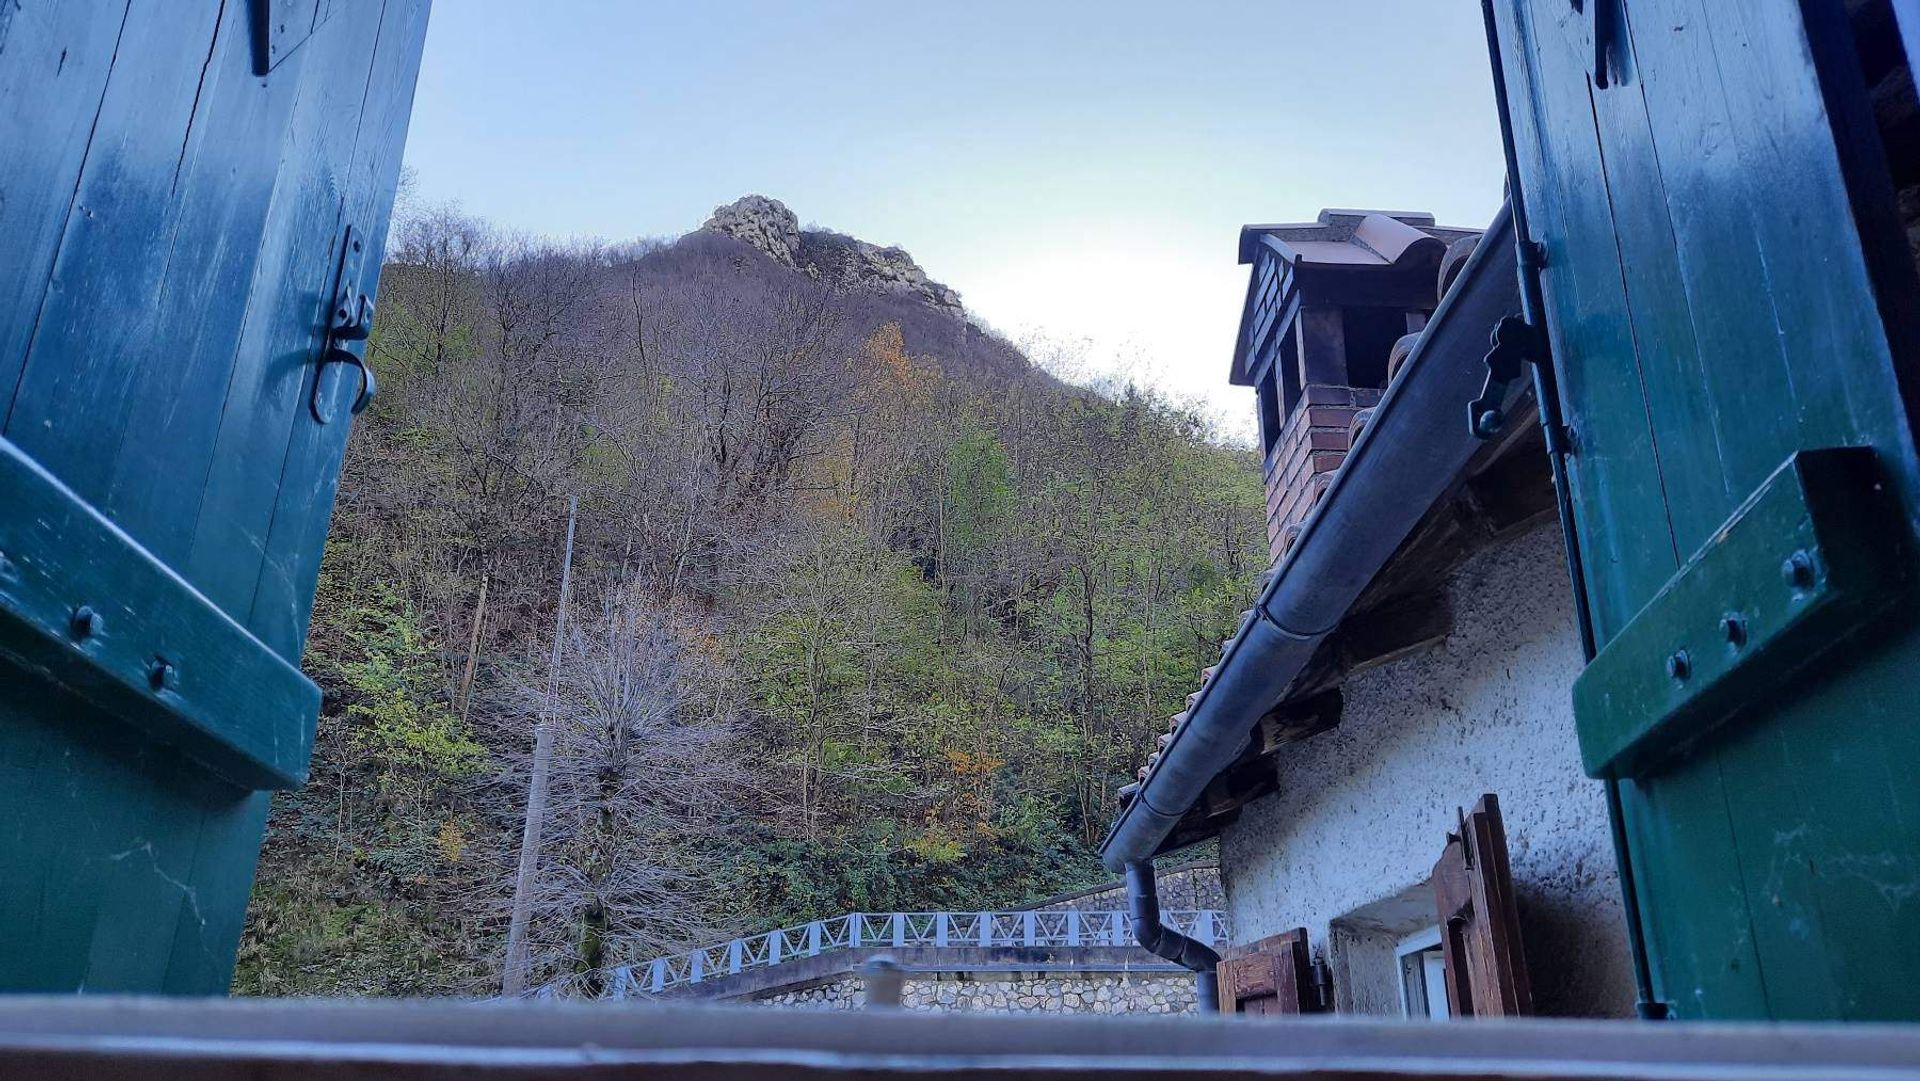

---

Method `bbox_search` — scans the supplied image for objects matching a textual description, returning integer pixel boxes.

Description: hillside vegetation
[236,197,1265,996]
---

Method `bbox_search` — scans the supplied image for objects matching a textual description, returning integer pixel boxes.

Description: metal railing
[533,909,1228,1000]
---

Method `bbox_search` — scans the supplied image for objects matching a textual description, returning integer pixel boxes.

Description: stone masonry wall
[753,972,1196,1015]
[1029,863,1223,914]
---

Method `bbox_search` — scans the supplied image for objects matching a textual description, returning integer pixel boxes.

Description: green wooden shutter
[1491,0,1920,1019]
[0,0,428,993]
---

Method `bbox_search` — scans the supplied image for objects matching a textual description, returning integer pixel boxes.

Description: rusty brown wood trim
[1433,793,1534,1018]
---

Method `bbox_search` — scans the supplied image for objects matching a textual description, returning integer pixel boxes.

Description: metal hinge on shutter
[1572,447,1914,779]
[248,0,326,77]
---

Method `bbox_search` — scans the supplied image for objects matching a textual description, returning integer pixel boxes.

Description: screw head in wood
[1719,613,1748,648]
[1665,649,1691,681]
[149,658,178,693]
[69,605,100,640]
[1781,550,1815,589]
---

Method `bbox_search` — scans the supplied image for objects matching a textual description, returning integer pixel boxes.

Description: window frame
[1395,924,1449,1020]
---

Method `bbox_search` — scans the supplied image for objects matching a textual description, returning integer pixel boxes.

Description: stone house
[1096,0,1920,1031]
[1101,207,1637,1019]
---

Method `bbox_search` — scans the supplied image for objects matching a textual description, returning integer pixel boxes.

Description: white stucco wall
[1219,522,1637,1018]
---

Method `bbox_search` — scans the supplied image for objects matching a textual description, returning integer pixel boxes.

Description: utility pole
[501,495,579,996]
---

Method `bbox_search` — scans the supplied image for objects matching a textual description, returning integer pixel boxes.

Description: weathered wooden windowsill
[3,997,1919,1079]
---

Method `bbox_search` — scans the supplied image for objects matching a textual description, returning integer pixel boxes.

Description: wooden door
[1218,928,1326,1015]
[1431,795,1532,1018]
[0,0,428,992]
[1489,0,1920,1019]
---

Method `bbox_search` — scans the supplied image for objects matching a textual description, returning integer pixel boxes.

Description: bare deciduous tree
[502,590,745,995]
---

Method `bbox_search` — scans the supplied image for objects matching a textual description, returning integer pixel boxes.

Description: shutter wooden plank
[1581,7,1734,555]
[1432,795,1532,1017]
[1219,928,1319,1016]
[1432,837,1477,1017]
[1517,0,1765,1017]
[3,0,225,492]
[1466,796,1529,1017]
[0,0,132,408]
[1621,0,1825,516]
[158,792,274,994]
[169,0,427,991]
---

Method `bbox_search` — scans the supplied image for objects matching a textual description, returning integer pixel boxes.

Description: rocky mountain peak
[703,194,804,267]
[701,194,964,317]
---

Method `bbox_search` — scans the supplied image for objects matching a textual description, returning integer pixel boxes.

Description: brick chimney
[1265,383,1382,561]
[1229,211,1481,565]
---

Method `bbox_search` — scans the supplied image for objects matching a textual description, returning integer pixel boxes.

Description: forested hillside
[235,197,1266,997]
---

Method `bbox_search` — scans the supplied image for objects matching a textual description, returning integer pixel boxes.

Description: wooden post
[500,496,579,996]
[860,957,904,1009]
[1296,306,1349,386]
[455,569,490,722]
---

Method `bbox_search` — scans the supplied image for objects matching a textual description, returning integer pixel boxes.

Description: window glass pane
[1421,950,1450,1018]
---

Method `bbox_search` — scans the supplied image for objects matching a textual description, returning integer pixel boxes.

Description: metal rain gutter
[1098,204,1522,872]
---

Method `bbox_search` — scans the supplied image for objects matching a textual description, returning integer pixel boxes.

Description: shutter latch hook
[312,225,377,424]
[1468,315,1541,440]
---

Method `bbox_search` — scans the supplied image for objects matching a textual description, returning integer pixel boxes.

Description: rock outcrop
[704,194,804,267]
[701,195,964,317]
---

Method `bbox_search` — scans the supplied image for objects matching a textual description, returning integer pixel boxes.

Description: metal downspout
[1125,861,1220,1012]
[1478,0,1666,1021]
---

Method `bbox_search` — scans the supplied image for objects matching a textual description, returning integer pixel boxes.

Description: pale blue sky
[402,1,1506,433]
